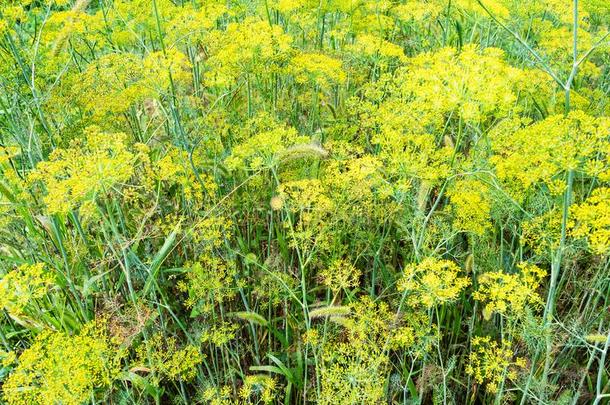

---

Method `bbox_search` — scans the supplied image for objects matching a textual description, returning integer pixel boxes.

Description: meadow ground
[0,0,609,404]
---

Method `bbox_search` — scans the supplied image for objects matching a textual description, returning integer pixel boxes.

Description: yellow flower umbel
[41,9,105,60]
[398,257,470,308]
[521,209,564,256]
[392,1,443,24]
[155,145,218,205]
[0,3,27,36]
[204,17,292,88]
[225,125,310,171]
[453,0,510,19]
[318,259,361,293]
[200,385,233,405]
[289,52,346,89]
[317,296,432,404]
[141,49,192,92]
[0,263,54,319]
[571,187,610,255]
[318,298,391,404]
[447,178,492,236]
[3,321,123,405]
[491,112,610,197]
[473,263,546,319]
[348,33,406,61]
[135,334,202,383]
[239,374,278,404]
[69,49,190,119]
[356,45,550,189]
[179,255,238,314]
[465,336,525,394]
[391,45,549,124]
[29,126,137,214]
[200,322,238,347]
[71,53,149,117]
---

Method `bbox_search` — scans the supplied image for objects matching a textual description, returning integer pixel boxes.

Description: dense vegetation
[0,0,609,403]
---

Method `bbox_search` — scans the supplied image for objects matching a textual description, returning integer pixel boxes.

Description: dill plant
[0,0,609,404]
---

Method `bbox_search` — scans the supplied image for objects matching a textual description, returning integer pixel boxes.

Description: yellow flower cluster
[571,187,610,255]
[357,45,550,188]
[135,334,202,382]
[443,0,608,80]
[155,146,218,203]
[465,336,525,394]
[3,321,122,405]
[318,259,361,293]
[29,126,138,214]
[521,210,564,255]
[491,112,610,196]
[0,2,26,35]
[239,374,278,404]
[398,257,470,308]
[204,17,293,87]
[276,153,391,255]
[391,45,549,124]
[319,344,387,405]
[289,52,346,89]
[107,0,225,47]
[202,375,278,405]
[316,296,432,403]
[473,263,547,319]
[349,33,406,60]
[278,179,326,211]
[179,255,238,314]
[225,125,310,171]
[42,9,105,58]
[71,50,191,118]
[447,178,492,235]
[392,1,443,23]
[200,322,238,347]
[0,263,54,318]
[317,297,425,404]
[201,385,233,405]
[252,257,297,308]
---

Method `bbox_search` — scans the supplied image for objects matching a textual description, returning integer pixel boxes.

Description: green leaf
[142,228,177,296]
